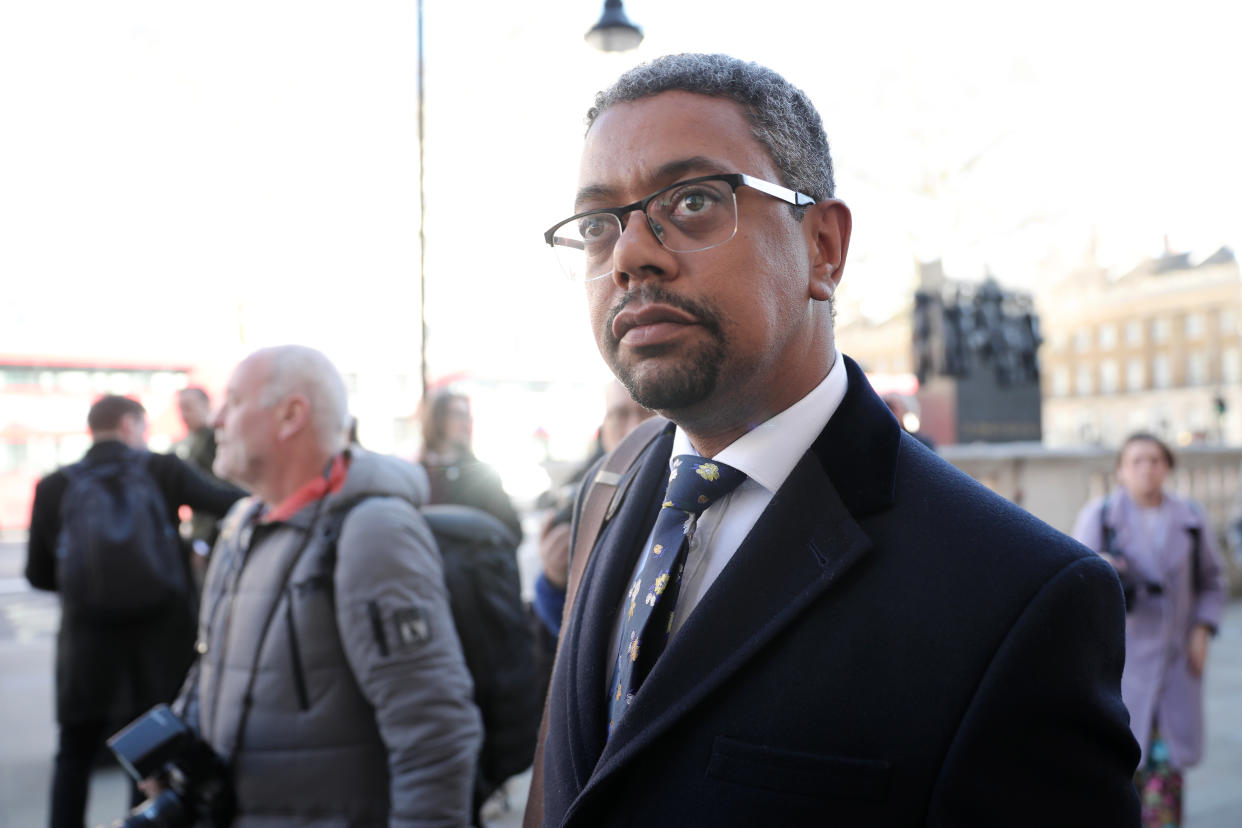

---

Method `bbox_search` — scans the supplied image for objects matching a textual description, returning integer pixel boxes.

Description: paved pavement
[2,539,1239,826]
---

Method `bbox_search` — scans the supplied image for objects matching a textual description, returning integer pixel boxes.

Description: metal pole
[417,0,429,399]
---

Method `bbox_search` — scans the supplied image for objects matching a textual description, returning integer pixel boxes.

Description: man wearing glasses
[529,54,1140,826]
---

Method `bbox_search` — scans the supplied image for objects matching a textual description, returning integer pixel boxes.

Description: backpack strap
[1101,494,1206,602]
[524,415,669,828]
[564,415,669,621]
[1098,494,1118,557]
[1187,524,1202,595]
[228,493,331,762]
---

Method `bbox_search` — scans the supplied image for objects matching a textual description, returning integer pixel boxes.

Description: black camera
[106,704,235,828]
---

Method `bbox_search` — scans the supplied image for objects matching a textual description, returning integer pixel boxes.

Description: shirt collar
[669,354,848,494]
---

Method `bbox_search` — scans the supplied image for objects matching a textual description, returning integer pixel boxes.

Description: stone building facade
[1039,247,1242,447]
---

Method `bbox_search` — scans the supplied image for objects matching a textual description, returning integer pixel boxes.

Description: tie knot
[662,455,746,515]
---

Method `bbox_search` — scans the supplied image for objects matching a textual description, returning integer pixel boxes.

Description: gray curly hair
[587,53,835,205]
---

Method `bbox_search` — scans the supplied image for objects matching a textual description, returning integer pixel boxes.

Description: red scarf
[262,453,350,523]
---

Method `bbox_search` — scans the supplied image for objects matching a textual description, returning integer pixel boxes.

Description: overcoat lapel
[582,443,874,795]
[563,355,901,814]
[560,426,674,792]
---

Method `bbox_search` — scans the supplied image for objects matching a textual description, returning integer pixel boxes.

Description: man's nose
[611,209,675,288]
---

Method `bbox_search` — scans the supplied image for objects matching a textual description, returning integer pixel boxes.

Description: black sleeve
[25,473,66,592]
[149,453,246,520]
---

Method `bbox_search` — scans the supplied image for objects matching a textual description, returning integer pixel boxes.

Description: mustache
[604,285,725,343]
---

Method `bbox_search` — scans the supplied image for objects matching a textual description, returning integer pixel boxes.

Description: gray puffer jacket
[181,449,482,827]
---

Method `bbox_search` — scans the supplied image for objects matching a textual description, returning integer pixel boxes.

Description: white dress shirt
[610,355,848,664]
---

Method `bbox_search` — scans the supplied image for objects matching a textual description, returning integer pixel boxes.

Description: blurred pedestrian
[175,386,216,476]
[171,345,481,826]
[1227,466,1242,567]
[174,386,232,585]
[1073,432,1227,828]
[25,394,242,828]
[420,389,523,544]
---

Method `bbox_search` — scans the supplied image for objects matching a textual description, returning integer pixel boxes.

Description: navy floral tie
[607,455,746,738]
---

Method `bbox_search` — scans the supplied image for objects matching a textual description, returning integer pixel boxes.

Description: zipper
[368,600,390,657]
[203,504,264,739]
[285,589,310,711]
[205,558,245,738]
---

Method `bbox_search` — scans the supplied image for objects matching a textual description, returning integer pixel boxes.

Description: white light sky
[2,0,1239,385]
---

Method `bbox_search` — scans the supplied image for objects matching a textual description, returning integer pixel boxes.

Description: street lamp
[585,0,643,52]
[417,0,429,398]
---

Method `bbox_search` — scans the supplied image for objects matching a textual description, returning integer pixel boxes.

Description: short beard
[603,285,728,412]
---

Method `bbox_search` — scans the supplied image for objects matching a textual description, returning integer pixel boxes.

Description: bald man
[174,345,481,827]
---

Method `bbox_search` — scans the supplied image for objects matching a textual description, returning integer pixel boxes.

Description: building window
[1187,351,1210,386]
[1073,328,1092,353]
[1152,355,1172,389]
[1126,358,1145,392]
[1152,317,1170,344]
[1099,360,1119,393]
[1125,319,1143,347]
[1224,348,1241,384]
[1184,313,1205,340]
[1102,322,1122,350]
[1052,366,1071,396]
[1076,364,1094,396]
[1221,308,1238,336]
[1098,324,1117,350]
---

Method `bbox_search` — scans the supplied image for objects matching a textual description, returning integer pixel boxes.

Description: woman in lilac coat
[1074,432,1226,827]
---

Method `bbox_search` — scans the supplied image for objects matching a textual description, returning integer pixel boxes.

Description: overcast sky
[1,0,1238,383]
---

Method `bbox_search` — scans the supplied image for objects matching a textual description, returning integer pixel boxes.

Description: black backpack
[56,450,188,619]
[420,504,540,805]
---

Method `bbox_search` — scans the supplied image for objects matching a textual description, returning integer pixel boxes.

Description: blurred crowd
[25,347,1239,828]
[18,46,1242,828]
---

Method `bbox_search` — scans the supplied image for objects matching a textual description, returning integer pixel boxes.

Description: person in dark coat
[527,53,1140,827]
[420,389,523,544]
[25,394,242,828]
[175,386,218,477]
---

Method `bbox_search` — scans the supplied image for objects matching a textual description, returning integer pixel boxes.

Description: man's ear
[274,394,312,442]
[805,199,851,302]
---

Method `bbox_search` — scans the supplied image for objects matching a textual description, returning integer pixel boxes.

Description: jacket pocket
[707,735,891,801]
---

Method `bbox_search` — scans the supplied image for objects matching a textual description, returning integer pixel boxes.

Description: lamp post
[585,0,643,52]
[417,0,429,399]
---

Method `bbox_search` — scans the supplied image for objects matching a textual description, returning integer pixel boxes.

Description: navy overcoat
[538,356,1141,826]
